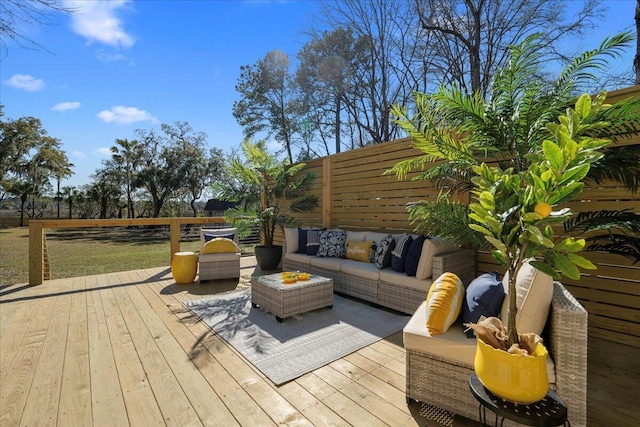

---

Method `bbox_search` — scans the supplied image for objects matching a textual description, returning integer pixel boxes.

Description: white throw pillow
[284,227,298,254]
[415,238,455,280]
[500,261,554,335]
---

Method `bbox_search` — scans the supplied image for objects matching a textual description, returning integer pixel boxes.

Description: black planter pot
[254,245,283,271]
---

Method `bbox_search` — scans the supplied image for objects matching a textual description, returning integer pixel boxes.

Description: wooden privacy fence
[282,85,640,348]
[28,217,227,286]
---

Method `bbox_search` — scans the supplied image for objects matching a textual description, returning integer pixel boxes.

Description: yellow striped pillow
[425,272,464,335]
[201,238,241,254]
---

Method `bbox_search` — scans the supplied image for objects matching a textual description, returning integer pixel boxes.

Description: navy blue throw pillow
[391,234,413,272]
[462,272,505,338]
[404,235,426,276]
[296,228,308,254]
[204,233,234,242]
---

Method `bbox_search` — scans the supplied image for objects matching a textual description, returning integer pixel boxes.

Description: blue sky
[1,0,637,189]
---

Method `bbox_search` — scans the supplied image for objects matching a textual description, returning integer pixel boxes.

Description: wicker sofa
[282,228,476,314]
[404,281,588,426]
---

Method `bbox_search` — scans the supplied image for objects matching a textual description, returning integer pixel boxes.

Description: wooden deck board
[1,261,637,426]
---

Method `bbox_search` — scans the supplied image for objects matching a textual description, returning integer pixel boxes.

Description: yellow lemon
[534,202,552,218]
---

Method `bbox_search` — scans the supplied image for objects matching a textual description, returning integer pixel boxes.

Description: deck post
[29,221,44,285]
[170,218,181,260]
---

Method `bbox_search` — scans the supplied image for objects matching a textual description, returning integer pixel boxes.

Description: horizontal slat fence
[281,85,640,348]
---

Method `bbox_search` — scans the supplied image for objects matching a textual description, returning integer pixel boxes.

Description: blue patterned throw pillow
[373,234,395,269]
[317,230,347,257]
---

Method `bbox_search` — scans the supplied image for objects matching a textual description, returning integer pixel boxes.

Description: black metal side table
[469,373,570,427]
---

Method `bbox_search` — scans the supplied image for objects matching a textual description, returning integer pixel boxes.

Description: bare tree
[0,0,74,56]
[413,0,605,96]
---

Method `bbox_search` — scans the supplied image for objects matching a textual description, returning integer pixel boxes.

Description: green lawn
[0,226,251,286]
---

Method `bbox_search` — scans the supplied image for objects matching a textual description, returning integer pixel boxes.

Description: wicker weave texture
[251,274,334,319]
[340,272,377,303]
[199,259,240,281]
[547,282,588,427]
[432,249,476,286]
[406,282,587,427]
[377,282,425,314]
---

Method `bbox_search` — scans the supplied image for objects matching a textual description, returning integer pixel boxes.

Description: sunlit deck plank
[313,364,418,427]
[86,273,129,426]
[132,269,279,427]
[153,273,312,426]
[19,281,72,426]
[120,270,240,427]
[0,280,58,426]
[107,273,203,427]
[57,276,92,427]
[99,274,165,426]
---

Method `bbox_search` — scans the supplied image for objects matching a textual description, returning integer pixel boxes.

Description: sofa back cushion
[500,261,554,335]
[284,227,298,253]
[415,238,456,280]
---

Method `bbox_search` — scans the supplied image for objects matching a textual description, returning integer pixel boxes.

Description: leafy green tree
[61,185,78,219]
[214,139,319,248]
[90,164,123,219]
[389,33,640,347]
[233,50,299,163]
[1,109,72,224]
[134,121,211,217]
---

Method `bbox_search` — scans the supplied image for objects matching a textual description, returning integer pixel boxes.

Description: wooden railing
[28,217,226,285]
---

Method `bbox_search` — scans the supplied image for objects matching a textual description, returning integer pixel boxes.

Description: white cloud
[5,74,44,91]
[72,151,86,159]
[97,106,158,124]
[96,51,127,63]
[66,0,135,48]
[94,147,112,157]
[52,101,81,111]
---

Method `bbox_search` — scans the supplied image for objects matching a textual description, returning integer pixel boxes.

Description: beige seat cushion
[341,261,380,280]
[309,256,346,271]
[379,270,432,292]
[404,301,556,383]
[403,301,476,367]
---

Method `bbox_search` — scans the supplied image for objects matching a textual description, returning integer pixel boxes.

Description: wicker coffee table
[251,273,334,322]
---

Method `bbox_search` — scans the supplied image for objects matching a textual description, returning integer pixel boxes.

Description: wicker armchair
[198,228,241,282]
[405,282,588,426]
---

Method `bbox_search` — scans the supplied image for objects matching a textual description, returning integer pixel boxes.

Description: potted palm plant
[214,139,319,271]
[389,33,640,402]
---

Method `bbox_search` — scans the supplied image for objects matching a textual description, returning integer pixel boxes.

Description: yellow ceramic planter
[474,337,549,404]
[171,251,197,284]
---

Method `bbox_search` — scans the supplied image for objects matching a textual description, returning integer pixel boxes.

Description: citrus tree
[388,33,640,348]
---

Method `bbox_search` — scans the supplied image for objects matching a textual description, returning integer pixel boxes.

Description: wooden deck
[1,258,638,426]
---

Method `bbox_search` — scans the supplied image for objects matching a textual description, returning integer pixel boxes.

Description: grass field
[0,226,251,286]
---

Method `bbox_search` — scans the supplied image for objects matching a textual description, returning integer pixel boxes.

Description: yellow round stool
[171,251,197,284]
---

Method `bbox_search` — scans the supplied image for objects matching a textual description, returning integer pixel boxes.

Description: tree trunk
[335,95,341,153]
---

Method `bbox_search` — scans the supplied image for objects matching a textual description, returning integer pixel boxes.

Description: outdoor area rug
[185,289,409,385]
